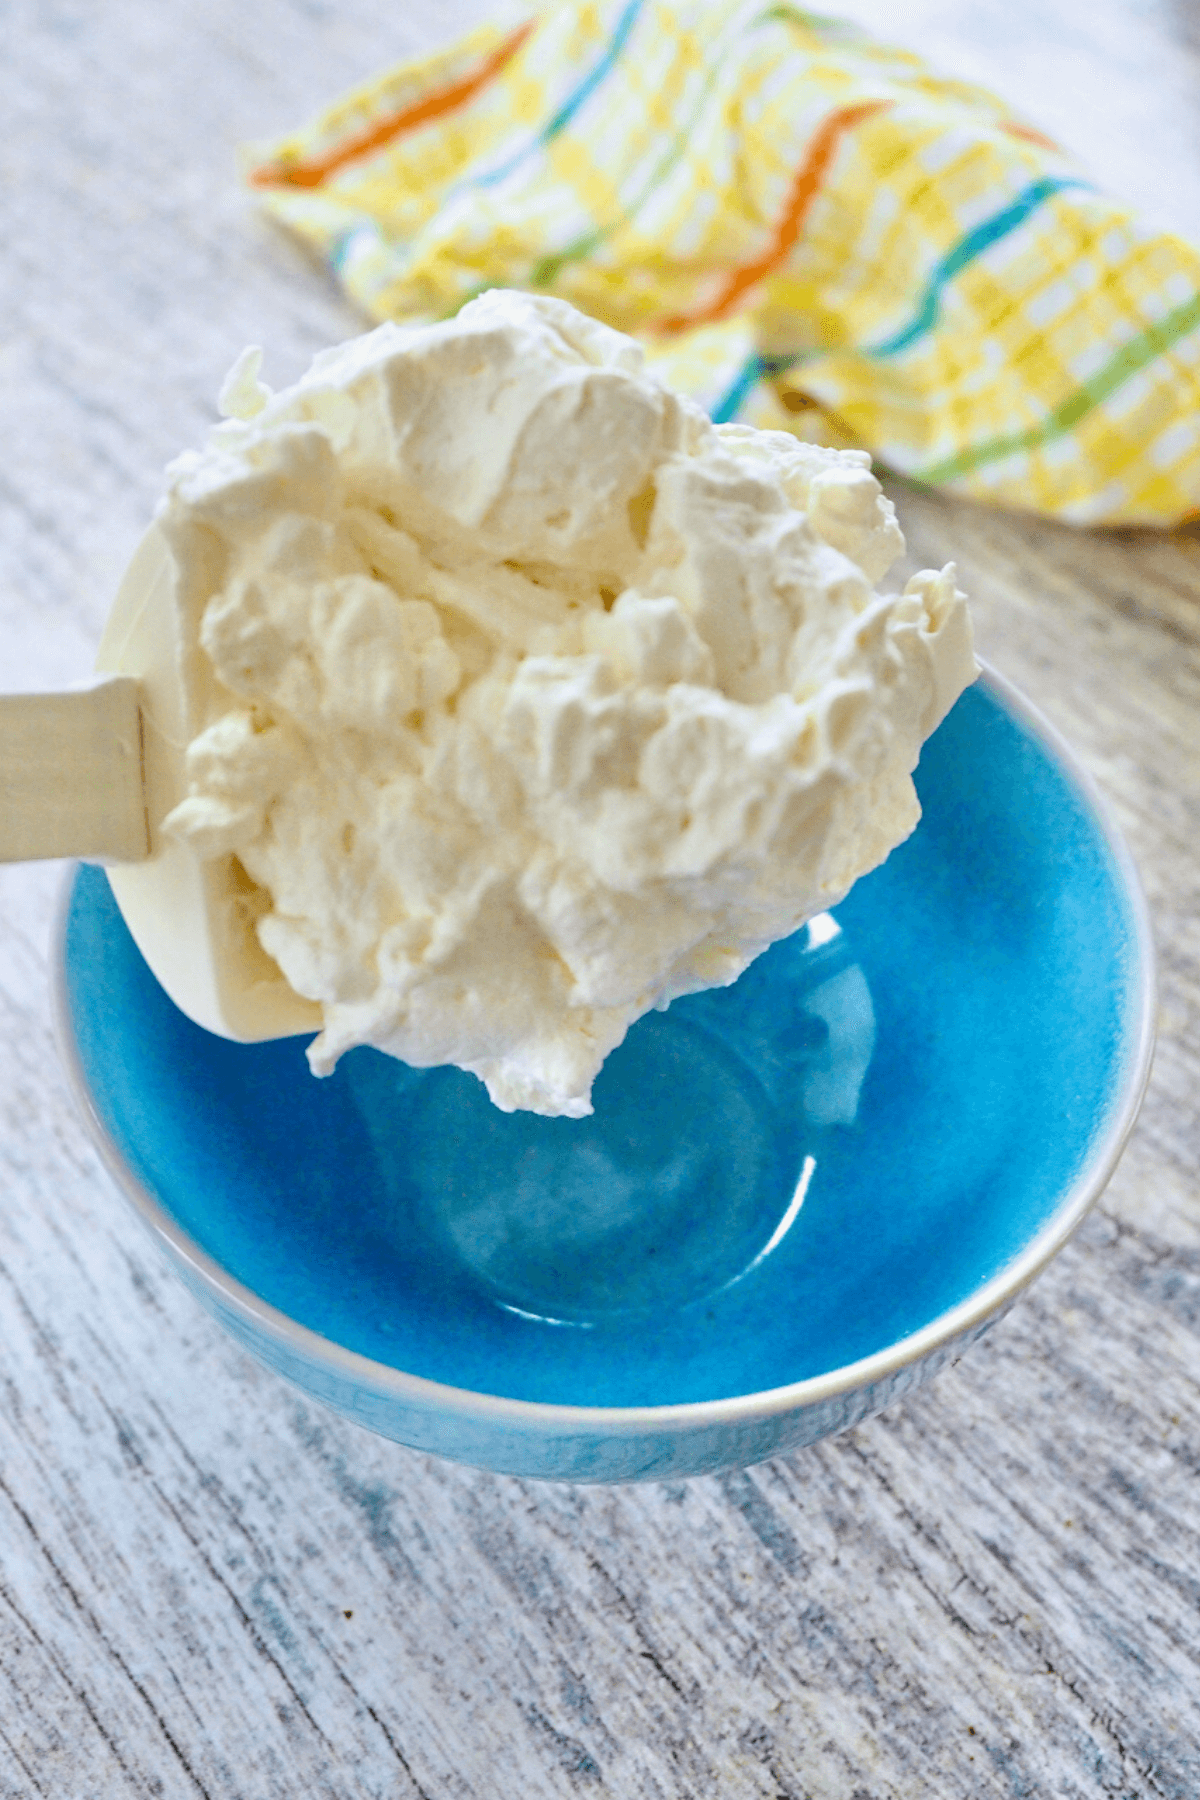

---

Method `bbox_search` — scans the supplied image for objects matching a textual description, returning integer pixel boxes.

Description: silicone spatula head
[94,525,320,1043]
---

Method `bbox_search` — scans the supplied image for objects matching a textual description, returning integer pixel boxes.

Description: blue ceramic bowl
[56,665,1154,1482]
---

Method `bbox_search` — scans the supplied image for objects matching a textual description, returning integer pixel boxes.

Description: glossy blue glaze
[59,676,1149,1477]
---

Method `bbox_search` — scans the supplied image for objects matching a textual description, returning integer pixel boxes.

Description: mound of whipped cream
[159,290,976,1116]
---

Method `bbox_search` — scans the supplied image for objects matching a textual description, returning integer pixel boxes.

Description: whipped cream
[159,291,976,1116]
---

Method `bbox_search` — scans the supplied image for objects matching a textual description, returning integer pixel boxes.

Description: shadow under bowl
[55,665,1155,1482]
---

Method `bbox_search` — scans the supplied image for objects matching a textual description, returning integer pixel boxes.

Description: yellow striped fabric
[248,1,1200,525]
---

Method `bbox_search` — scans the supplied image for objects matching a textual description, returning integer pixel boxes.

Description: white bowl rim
[54,660,1157,1443]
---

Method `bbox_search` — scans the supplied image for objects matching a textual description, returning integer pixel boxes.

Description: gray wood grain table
[2,2,1198,1794]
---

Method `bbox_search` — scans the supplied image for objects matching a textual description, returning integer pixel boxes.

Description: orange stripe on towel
[656,98,891,335]
[249,20,536,190]
[999,119,1063,154]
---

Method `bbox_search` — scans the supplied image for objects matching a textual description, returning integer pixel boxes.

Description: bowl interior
[62,678,1145,1409]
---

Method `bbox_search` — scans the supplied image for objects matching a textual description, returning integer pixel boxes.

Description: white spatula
[1,527,320,1043]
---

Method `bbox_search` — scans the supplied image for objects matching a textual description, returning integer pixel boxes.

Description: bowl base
[343,913,874,1327]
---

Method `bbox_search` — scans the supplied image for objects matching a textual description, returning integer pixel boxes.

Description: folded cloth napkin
[248,1,1200,526]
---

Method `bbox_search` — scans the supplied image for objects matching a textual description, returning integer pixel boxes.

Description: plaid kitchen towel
[248,1,1200,525]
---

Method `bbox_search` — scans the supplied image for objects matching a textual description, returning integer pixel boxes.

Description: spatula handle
[0,677,150,863]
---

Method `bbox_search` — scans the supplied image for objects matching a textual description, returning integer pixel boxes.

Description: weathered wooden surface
[2,1,1199,1794]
